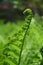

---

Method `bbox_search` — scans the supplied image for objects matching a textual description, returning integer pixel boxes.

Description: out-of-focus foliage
[33,0,43,13]
[13,0,43,15]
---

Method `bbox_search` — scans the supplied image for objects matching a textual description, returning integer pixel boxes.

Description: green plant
[0,9,43,65]
[0,9,33,65]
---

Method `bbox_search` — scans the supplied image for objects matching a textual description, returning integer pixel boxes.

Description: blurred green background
[0,0,43,44]
[0,0,43,22]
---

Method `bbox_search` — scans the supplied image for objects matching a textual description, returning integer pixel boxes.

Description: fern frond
[2,9,33,65]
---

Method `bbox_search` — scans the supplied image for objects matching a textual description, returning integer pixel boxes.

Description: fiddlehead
[18,9,33,65]
[3,9,33,65]
[23,9,33,21]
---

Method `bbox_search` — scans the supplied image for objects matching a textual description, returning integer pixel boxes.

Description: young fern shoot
[18,9,33,65]
[3,9,33,65]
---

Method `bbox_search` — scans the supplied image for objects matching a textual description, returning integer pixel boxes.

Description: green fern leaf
[2,9,33,65]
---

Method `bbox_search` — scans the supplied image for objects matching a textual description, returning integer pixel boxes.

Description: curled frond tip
[23,9,32,15]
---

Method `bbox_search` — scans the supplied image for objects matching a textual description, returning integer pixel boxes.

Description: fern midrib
[18,20,31,65]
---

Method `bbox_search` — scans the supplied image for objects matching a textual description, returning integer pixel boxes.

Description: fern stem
[18,19,31,65]
[18,9,33,65]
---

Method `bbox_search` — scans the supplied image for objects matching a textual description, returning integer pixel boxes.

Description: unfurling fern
[2,9,33,65]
